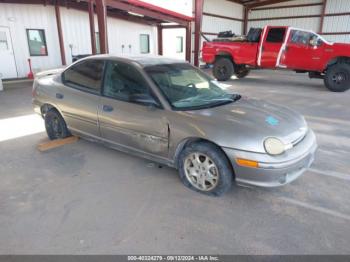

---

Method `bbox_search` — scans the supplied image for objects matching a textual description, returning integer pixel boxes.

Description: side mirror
[129,93,160,108]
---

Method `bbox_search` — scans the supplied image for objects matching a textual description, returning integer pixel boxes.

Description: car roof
[86,54,187,67]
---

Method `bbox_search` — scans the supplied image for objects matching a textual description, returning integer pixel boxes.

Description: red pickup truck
[202,26,350,92]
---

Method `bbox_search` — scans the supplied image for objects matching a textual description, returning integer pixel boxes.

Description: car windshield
[145,63,240,110]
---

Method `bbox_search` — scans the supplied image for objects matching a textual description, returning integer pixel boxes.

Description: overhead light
[128,11,144,17]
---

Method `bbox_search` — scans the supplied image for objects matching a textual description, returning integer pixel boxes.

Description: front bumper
[222,130,317,187]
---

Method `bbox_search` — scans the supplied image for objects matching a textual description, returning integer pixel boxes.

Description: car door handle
[103,105,114,112]
[56,93,64,99]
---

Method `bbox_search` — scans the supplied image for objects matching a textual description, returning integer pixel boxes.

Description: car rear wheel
[44,109,70,140]
[213,57,234,81]
[234,65,250,79]
[178,142,233,196]
[324,63,350,92]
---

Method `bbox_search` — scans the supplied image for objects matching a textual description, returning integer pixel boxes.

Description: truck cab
[202,26,350,92]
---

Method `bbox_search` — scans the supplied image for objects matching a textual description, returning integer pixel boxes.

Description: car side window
[266,28,286,43]
[103,61,153,103]
[63,59,104,93]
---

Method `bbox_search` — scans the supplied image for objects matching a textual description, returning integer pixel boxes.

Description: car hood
[331,43,350,55]
[184,97,308,153]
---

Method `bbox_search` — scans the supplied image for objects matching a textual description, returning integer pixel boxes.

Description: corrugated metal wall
[323,0,350,42]
[197,0,243,63]
[202,0,243,39]
[247,0,350,43]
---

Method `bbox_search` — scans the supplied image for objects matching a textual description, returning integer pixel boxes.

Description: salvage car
[32,55,317,196]
[202,26,350,92]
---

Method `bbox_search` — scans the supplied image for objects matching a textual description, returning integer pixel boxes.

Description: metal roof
[0,0,193,26]
[227,0,294,8]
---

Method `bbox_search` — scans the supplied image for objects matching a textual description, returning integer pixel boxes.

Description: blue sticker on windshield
[266,116,279,126]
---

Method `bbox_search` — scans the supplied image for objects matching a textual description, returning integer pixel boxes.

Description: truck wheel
[235,65,250,79]
[213,58,234,81]
[45,109,70,140]
[178,142,233,196]
[324,63,350,92]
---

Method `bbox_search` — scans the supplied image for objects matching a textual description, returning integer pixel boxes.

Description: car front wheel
[324,63,350,92]
[44,109,70,140]
[178,142,233,196]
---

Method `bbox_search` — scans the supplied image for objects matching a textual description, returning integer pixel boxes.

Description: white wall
[0,4,61,78]
[0,3,159,78]
[163,28,186,60]
[107,17,157,56]
[247,0,350,43]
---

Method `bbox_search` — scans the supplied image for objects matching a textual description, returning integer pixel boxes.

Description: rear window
[266,28,286,43]
[63,59,105,92]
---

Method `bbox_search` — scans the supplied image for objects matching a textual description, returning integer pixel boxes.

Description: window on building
[26,29,48,56]
[176,36,183,53]
[140,34,150,54]
[62,59,105,93]
[95,32,100,54]
[266,28,286,43]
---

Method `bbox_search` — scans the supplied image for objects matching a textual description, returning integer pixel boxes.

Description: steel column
[95,0,108,54]
[243,7,249,35]
[319,0,327,33]
[55,4,66,65]
[88,0,97,55]
[186,22,192,63]
[194,0,203,67]
[157,25,163,56]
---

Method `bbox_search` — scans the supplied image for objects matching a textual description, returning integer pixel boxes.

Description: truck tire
[178,142,233,196]
[235,65,250,79]
[324,63,350,92]
[213,58,234,81]
[45,109,71,140]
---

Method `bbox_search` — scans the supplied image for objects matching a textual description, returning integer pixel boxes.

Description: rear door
[57,59,105,138]
[259,27,286,68]
[98,60,169,158]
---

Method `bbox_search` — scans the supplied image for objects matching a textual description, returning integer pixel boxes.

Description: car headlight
[264,137,285,155]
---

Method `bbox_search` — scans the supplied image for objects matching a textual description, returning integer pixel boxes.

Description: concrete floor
[0,70,350,255]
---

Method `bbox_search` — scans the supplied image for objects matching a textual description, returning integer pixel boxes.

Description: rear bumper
[222,130,317,187]
[32,99,43,116]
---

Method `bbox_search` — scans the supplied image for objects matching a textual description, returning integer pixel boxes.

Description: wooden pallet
[37,136,79,152]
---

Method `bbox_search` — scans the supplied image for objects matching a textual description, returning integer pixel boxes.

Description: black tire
[234,65,250,79]
[44,109,70,140]
[213,57,234,81]
[178,142,233,196]
[324,63,350,92]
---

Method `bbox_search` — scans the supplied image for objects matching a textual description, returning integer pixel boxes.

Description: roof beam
[247,0,293,8]
[105,0,188,26]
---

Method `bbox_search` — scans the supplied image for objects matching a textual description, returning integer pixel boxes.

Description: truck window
[290,30,314,45]
[266,28,286,43]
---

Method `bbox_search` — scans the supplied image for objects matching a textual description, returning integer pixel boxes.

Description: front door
[279,30,324,71]
[259,27,287,68]
[0,26,17,79]
[98,60,169,158]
